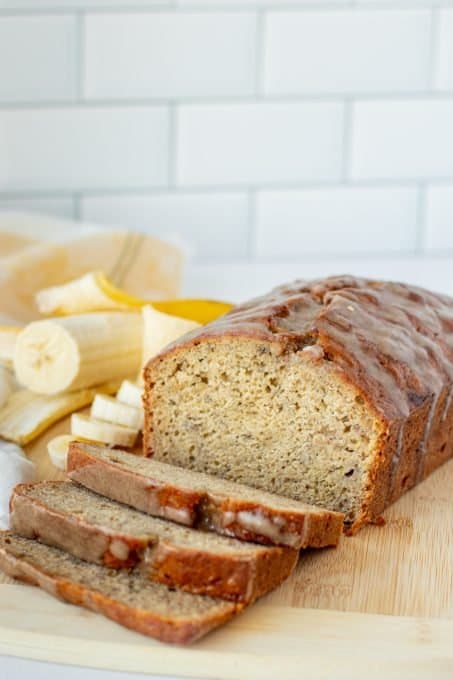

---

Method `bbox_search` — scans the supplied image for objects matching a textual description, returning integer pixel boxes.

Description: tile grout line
[428,6,441,90]
[247,189,257,261]
[2,178,453,202]
[3,91,453,111]
[76,11,85,102]
[3,1,450,17]
[341,99,354,182]
[73,193,82,221]
[167,103,177,189]
[255,9,266,98]
[415,184,427,254]
[0,3,369,19]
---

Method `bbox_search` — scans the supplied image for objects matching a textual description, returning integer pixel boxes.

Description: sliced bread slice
[67,441,344,549]
[0,532,239,644]
[10,481,297,603]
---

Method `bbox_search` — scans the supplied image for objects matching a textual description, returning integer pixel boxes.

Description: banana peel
[0,363,17,410]
[35,271,233,325]
[0,380,121,445]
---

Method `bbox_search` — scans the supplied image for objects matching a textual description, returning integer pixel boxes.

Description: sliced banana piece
[14,312,142,395]
[141,305,200,381]
[116,379,143,409]
[91,393,143,430]
[71,413,138,448]
[0,381,119,445]
[47,434,74,471]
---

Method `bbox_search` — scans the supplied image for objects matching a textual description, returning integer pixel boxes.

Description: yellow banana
[35,271,233,324]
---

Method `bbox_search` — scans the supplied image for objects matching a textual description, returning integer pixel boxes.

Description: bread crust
[143,539,297,603]
[10,482,298,603]
[67,442,343,549]
[143,276,453,531]
[0,532,239,644]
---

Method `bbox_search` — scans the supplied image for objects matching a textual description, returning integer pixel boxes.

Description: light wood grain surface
[0,416,452,677]
[0,585,452,679]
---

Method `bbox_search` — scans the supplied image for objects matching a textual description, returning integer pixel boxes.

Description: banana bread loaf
[10,481,298,603]
[143,275,453,532]
[0,532,240,644]
[67,441,343,548]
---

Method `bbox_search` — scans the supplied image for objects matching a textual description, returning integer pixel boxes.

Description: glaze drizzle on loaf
[144,276,453,530]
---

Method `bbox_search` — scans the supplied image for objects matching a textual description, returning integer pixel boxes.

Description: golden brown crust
[143,276,453,531]
[68,446,200,526]
[0,532,240,645]
[10,483,298,603]
[143,540,297,603]
[67,442,343,549]
[10,485,146,569]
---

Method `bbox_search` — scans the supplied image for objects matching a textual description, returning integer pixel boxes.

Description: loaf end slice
[67,441,343,549]
[0,532,240,644]
[10,481,298,603]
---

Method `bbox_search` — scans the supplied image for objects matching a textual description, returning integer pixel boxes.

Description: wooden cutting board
[0,416,452,679]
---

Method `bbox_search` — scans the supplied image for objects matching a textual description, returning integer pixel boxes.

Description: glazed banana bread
[10,481,298,603]
[0,532,239,644]
[143,276,453,532]
[67,441,343,548]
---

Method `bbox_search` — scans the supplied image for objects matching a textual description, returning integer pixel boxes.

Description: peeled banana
[14,312,142,395]
[0,381,119,445]
[36,272,131,315]
[91,393,143,430]
[141,305,200,374]
[47,434,74,470]
[35,270,233,324]
[116,380,143,409]
[71,413,138,447]
[0,325,22,364]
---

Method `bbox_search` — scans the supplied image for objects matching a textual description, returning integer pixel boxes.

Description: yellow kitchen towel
[0,212,184,532]
[0,212,184,322]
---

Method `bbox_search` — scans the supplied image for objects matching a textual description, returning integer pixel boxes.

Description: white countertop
[2,255,452,680]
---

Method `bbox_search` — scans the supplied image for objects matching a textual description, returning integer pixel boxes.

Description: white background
[0,0,453,262]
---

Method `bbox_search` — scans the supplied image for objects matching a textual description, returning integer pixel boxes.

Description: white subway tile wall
[177,102,344,186]
[0,2,452,262]
[424,185,453,250]
[435,10,453,90]
[263,10,431,95]
[0,16,77,103]
[255,187,418,257]
[0,107,168,191]
[84,13,257,99]
[351,100,453,180]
